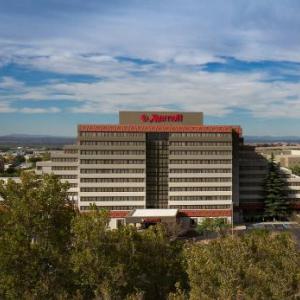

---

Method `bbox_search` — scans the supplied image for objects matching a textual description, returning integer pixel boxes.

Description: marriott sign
[140,113,183,123]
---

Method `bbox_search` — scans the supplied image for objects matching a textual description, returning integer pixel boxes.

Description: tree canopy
[290,164,300,177]
[0,173,299,299]
[0,172,75,299]
[186,230,300,300]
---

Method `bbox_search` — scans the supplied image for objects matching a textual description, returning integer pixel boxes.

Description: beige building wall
[78,131,147,211]
[167,132,234,214]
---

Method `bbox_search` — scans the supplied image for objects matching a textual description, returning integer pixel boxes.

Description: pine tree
[263,153,290,220]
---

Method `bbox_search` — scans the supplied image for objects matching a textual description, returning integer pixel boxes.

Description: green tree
[0,172,76,299]
[290,164,300,176]
[263,153,290,220]
[42,151,51,161]
[3,165,21,177]
[28,156,43,167]
[133,225,187,300]
[70,207,117,298]
[197,218,230,237]
[185,230,300,300]
[12,154,25,167]
[71,211,187,300]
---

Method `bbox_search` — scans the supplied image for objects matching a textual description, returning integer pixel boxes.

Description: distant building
[238,145,300,221]
[36,145,79,205]
[277,150,300,168]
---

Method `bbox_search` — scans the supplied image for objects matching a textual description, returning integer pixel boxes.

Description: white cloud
[19,107,61,114]
[0,102,16,113]
[0,99,60,114]
[1,1,300,70]
[0,76,24,90]
[2,64,299,118]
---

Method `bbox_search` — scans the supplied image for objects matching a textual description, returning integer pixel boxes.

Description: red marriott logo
[140,113,183,123]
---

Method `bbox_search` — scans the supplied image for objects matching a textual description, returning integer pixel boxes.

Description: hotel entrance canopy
[126,209,178,224]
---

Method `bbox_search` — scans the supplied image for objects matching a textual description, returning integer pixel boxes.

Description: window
[169,169,231,173]
[52,166,77,170]
[80,141,145,146]
[169,177,231,182]
[80,196,144,201]
[80,132,144,137]
[170,187,231,191]
[170,151,232,155]
[80,159,144,164]
[80,178,144,183]
[170,141,232,146]
[169,195,231,201]
[170,132,230,137]
[80,169,144,174]
[80,205,144,210]
[169,159,232,164]
[80,187,144,192]
[80,150,145,155]
[169,204,231,209]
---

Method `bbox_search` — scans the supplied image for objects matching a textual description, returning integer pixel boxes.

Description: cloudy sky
[1,0,300,136]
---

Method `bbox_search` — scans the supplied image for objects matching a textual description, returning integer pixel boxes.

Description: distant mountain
[0,134,76,148]
[245,136,300,144]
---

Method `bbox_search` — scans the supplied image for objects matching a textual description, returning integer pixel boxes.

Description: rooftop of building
[78,124,242,135]
[78,111,242,135]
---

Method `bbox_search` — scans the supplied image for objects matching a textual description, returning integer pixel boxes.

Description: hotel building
[36,111,300,227]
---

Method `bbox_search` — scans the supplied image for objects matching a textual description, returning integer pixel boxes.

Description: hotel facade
[36,111,300,227]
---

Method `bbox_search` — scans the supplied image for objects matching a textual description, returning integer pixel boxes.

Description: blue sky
[1,0,300,136]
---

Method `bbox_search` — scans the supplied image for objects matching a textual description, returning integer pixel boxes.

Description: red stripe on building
[109,211,130,218]
[78,124,242,135]
[143,218,162,223]
[178,209,232,217]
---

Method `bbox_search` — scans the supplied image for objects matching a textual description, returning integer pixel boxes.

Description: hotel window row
[81,196,144,201]
[80,206,144,211]
[169,177,232,182]
[170,132,231,137]
[169,187,232,191]
[169,169,232,173]
[169,195,231,201]
[57,175,78,179]
[80,178,144,183]
[80,159,145,164]
[170,141,232,146]
[80,169,144,174]
[52,166,78,170]
[80,141,145,146]
[170,151,231,155]
[169,159,232,164]
[170,204,231,209]
[81,187,144,192]
[80,132,145,137]
[80,150,145,155]
[52,158,78,162]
